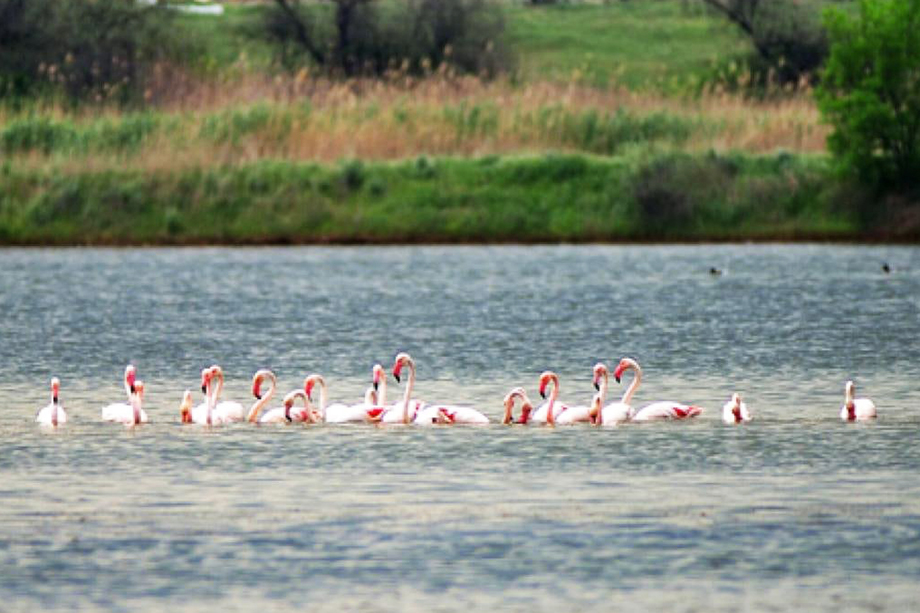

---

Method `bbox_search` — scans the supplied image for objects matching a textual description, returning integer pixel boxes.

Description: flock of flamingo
[33,352,877,428]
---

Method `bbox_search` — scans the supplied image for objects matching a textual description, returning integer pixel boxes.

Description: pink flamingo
[591,362,636,426]
[389,353,489,425]
[102,365,147,425]
[35,377,67,427]
[722,393,752,424]
[614,357,703,421]
[531,371,589,425]
[840,380,877,421]
[206,365,245,423]
[502,387,535,424]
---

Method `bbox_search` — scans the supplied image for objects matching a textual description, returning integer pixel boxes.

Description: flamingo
[257,386,314,424]
[207,365,245,423]
[35,377,67,427]
[591,362,637,426]
[104,379,148,426]
[840,380,877,421]
[502,387,535,424]
[179,368,215,424]
[530,371,584,425]
[389,353,489,425]
[613,357,703,421]
[304,373,384,424]
[244,369,311,423]
[380,353,425,424]
[244,369,308,424]
[722,393,752,424]
[102,364,137,423]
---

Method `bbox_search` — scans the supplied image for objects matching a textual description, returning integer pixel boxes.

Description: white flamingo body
[841,381,876,421]
[104,381,148,426]
[722,393,752,424]
[207,366,244,423]
[36,378,66,427]
[633,401,702,421]
[553,403,593,425]
[305,373,380,424]
[529,400,569,425]
[608,358,703,422]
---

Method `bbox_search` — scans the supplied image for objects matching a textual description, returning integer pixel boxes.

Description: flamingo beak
[593,380,600,391]
[539,381,548,399]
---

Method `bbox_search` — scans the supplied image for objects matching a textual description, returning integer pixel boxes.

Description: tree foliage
[702,0,828,85]
[817,0,920,187]
[0,0,177,103]
[263,0,511,77]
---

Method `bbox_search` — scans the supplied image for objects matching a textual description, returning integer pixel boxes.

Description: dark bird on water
[709,267,722,276]
[882,263,891,274]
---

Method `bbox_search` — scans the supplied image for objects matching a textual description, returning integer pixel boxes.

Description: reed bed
[0,74,826,173]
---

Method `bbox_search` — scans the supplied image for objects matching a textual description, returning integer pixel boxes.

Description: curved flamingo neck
[546,375,559,425]
[376,370,387,407]
[401,358,416,424]
[212,370,224,405]
[315,376,329,416]
[205,377,214,425]
[50,382,59,426]
[621,361,642,405]
[598,370,609,405]
[131,389,141,425]
[247,372,276,422]
[123,369,133,402]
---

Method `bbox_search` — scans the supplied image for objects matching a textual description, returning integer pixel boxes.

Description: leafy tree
[0,0,177,104]
[264,0,511,77]
[702,0,827,85]
[817,0,920,187]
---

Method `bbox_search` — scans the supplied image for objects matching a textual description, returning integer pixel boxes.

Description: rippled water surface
[2,245,919,612]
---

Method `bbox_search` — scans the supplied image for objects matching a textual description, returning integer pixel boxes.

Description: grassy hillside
[506,3,749,89]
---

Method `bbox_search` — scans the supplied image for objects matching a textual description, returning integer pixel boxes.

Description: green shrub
[0,0,181,104]
[817,0,920,188]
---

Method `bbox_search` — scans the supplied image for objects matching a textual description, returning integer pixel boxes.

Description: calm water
[1,245,919,612]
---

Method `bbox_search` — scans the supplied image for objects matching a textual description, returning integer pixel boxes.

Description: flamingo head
[51,377,60,403]
[538,371,555,399]
[125,365,137,394]
[502,387,526,424]
[372,364,385,391]
[200,368,211,394]
[180,390,193,423]
[613,359,633,384]
[252,376,263,400]
[303,375,322,402]
[392,353,412,383]
[592,363,608,391]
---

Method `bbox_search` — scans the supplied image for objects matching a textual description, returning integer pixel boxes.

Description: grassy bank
[1,152,883,245]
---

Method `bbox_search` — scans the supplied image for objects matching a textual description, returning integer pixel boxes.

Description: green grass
[172,1,753,89]
[0,152,875,245]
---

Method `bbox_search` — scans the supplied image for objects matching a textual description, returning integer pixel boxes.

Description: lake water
[1,245,919,612]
